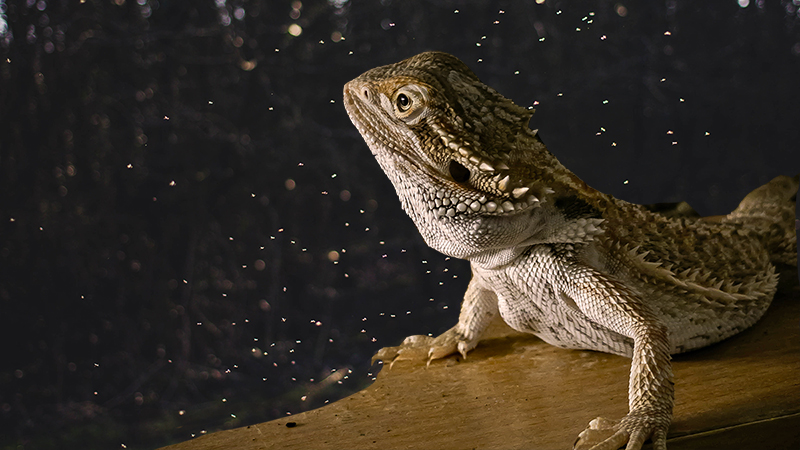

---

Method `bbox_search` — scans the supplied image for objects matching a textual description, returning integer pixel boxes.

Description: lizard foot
[371,326,478,367]
[574,412,668,450]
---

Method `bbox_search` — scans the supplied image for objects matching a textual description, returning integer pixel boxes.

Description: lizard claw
[371,327,478,367]
[574,417,619,450]
[371,335,437,366]
[574,413,668,450]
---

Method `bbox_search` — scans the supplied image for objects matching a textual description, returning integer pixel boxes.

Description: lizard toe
[575,411,669,450]
[574,417,624,450]
[372,333,462,367]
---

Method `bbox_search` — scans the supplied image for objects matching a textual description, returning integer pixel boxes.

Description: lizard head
[344,51,567,266]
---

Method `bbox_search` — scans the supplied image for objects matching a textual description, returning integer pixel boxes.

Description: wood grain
[161,276,799,450]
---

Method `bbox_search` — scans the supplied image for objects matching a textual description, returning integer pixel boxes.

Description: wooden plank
[161,277,800,450]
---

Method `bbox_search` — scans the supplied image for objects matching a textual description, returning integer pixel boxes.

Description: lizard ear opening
[448,160,471,183]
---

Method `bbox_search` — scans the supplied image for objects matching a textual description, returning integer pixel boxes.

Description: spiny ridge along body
[344,51,798,450]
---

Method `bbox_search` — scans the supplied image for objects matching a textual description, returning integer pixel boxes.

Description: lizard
[342,51,798,450]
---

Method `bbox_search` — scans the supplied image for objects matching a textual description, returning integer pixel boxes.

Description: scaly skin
[343,51,798,450]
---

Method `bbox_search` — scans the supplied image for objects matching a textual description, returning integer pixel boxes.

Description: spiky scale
[343,51,796,450]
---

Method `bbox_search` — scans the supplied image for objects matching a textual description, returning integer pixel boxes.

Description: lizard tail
[725,174,798,266]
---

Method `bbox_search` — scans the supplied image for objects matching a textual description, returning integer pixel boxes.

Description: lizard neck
[343,51,610,268]
[381,132,606,269]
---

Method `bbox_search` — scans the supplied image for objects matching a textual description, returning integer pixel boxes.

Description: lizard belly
[480,246,634,357]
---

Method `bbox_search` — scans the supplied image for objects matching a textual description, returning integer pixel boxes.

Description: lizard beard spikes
[343,52,553,221]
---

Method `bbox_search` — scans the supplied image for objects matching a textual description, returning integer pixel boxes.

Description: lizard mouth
[344,82,543,219]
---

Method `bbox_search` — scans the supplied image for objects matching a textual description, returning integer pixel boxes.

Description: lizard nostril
[362,89,371,101]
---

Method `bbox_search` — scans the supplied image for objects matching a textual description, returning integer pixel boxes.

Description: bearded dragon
[343,51,798,450]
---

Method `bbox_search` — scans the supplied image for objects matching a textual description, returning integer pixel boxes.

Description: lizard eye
[396,93,411,111]
[389,85,429,124]
[448,160,471,183]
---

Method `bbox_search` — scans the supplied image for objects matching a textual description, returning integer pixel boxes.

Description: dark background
[1,1,798,449]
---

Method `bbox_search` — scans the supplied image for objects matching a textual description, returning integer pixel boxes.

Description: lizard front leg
[558,260,674,450]
[373,265,498,366]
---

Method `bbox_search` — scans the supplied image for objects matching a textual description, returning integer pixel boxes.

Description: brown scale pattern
[345,51,798,450]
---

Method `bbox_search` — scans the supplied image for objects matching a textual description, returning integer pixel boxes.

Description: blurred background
[0,1,798,449]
